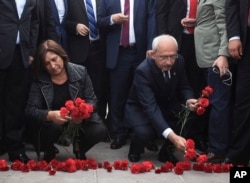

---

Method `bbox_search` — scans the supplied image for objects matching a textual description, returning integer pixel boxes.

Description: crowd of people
[0,0,249,167]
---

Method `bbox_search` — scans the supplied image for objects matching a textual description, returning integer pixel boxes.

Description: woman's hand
[46,110,71,125]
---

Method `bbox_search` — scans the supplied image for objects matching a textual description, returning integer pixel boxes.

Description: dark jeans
[204,67,231,155]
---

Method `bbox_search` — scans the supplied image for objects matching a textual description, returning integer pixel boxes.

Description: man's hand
[76,23,90,36]
[111,13,129,24]
[181,18,196,28]
[186,99,198,111]
[168,132,186,152]
[228,39,242,60]
[212,55,229,76]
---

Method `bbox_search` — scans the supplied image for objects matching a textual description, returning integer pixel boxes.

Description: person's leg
[128,124,156,162]
[109,48,137,148]
[4,46,30,163]
[206,68,231,162]
[39,123,62,162]
[227,33,250,166]
[78,117,106,156]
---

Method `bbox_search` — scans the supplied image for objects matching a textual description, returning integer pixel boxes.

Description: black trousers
[180,33,208,142]
[39,118,106,154]
[0,45,29,156]
[228,28,250,165]
[84,40,110,121]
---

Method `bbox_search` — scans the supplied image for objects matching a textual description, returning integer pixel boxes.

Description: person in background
[25,40,106,163]
[0,0,39,163]
[97,0,157,150]
[156,0,208,152]
[49,0,68,52]
[224,0,250,166]
[124,35,198,163]
[37,0,58,46]
[194,0,231,163]
[66,0,110,138]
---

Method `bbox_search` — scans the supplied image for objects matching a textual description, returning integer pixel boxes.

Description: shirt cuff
[229,36,240,41]
[110,16,114,25]
[162,128,173,139]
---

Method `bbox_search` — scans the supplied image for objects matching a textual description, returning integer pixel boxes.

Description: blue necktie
[86,0,98,39]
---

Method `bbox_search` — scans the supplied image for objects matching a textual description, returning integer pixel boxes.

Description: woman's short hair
[33,39,69,78]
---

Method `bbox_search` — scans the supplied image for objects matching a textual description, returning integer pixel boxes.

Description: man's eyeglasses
[158,54,178,62]
[212,66,232,86]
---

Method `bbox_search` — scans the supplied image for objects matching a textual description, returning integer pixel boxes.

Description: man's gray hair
[152,34,178,52]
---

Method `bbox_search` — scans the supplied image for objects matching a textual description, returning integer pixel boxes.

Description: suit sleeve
[225,0,241,39]
[133,68,170,134]
[29,0,39,56]
[156,0,169,35]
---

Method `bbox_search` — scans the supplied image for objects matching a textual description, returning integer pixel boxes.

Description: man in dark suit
[37,0,57,46]
[156,0,208,152]
[49,0,68,52]
[0,0,39,163]
[124,35,198,162]
[97,0,157,149]
[66,0,109,132]
[224,0,250,166]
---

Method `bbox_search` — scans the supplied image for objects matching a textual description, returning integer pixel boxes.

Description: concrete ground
[0,139,230,183]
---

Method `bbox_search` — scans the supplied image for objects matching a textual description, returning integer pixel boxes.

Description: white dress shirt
[15,0,26,44]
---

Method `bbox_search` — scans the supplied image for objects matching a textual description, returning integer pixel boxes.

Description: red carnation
[196,106,206,115]
[198,98,209,108]
[186,139,195,149]
[196,154,208,163]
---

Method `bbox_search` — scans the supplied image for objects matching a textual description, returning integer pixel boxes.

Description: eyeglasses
[212,66,232,86]
[158,54,178,62]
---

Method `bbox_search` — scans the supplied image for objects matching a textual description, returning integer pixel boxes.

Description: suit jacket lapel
[10,0,19,18]
[64,0,68,17]
[50,0,60,24]
[133,0,139,20]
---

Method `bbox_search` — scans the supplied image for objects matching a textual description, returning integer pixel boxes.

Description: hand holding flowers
[59,97,94,143]
[178,86,214,135]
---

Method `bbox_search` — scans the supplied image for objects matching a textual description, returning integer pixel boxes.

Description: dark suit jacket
[124,56,194,135]
[67,0,102,64]
[226,0,248,49]
[97,0,157,69]
[156,0,187,46]
[37,0,57,46]
[0,0,39,69]
[49,0,68,51]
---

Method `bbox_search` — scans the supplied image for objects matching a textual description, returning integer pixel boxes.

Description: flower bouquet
[177,86,214,135]
[59,97,94,144]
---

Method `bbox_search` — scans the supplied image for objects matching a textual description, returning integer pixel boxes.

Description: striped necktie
[86,0,98,39]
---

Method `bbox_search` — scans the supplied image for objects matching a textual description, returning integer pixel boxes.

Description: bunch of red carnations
[178,85,214,135]
[59,97,94,142]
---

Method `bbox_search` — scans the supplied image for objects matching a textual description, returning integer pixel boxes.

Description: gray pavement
[0,140,230,183]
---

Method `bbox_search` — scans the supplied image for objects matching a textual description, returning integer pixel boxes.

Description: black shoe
[195,140,208,153]
[158,145,178,164]
[223,157,249,167]
[57,139,70,146]
[75,151,86,160]
[43,151,56,163]
[146,141,158,152]
[128,154,141,162]
[110,138,126,149]
[207,152,225,164]
[0,149,6,156]
[9,153,30,164]
[53,146,59,154]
